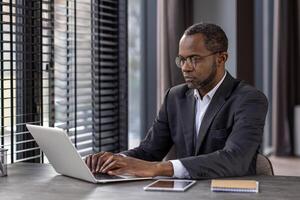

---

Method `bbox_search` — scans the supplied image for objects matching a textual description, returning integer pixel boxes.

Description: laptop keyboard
[94,173,124,180]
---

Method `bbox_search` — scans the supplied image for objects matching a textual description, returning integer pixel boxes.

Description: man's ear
[217,52,228,65]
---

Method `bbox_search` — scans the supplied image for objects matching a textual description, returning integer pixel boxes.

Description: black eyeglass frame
[175,51,222,69]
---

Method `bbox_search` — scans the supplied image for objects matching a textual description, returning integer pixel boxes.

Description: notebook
[211,180,259,193]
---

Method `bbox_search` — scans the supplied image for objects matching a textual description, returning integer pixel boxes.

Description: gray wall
[193,0,237,77]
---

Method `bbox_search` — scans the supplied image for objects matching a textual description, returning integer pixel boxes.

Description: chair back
[256,153,274,175]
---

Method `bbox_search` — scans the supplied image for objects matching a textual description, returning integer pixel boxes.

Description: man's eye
[191,56,202,62]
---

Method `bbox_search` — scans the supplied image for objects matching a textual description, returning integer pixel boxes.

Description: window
[0,0,128,163]
[52,0,128,157]
[0,0,53,163]
[53,0,94,156]
[127,0,157,148]
[128,0,142,148]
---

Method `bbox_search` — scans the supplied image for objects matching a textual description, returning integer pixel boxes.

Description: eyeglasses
[175,52,220,69]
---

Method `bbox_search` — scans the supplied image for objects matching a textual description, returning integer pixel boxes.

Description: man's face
[178,33,220,90]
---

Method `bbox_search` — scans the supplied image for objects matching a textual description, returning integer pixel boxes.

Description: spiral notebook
[211,180,259,193]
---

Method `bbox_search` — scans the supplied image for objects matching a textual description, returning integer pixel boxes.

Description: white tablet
[143,179,196,192]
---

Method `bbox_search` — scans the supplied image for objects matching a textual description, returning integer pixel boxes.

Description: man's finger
[108,168,123,176]
[96,152,115,172]
[101,160,118,173]
[100,155,114,172]
[92,154,99,173]
[84,155,88,165]
[96,156,103,172]
[99,152,111,167]
[86,155,92,170]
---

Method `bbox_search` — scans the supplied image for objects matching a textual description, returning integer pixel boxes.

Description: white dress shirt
[170,72,227,178]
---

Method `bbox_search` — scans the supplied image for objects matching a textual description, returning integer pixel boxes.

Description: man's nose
[181,61,194,72]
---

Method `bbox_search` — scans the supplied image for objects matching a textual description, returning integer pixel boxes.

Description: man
[85,23,268,179]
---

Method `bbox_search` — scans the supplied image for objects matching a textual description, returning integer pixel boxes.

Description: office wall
[193,0,237,77]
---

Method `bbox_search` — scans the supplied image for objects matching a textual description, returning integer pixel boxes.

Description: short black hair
[184,23,228,52]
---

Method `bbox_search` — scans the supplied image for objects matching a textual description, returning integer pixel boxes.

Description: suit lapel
[180,89,196,156]
[194,95,225,155]
[194,73,237,155]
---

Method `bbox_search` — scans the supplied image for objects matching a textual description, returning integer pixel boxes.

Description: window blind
[53,0,128,157]
[0,0,53,163]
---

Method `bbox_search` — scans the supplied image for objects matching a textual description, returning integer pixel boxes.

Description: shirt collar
[194,71,227,101]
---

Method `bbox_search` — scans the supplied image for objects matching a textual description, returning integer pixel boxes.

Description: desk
[0,163,300,200]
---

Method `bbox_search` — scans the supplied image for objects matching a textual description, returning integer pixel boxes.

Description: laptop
[26,124,152,183]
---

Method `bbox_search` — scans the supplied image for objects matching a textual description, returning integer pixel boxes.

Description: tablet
[143,179,196,192]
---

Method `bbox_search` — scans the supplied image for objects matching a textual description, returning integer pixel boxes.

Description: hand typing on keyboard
[85,152,173,177]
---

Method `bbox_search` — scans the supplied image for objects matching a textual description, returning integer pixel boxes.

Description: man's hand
[85,152,117,173]
[85,152,174,177]
[100,155,174,177]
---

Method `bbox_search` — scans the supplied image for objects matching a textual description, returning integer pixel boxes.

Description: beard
[187,61,218,90]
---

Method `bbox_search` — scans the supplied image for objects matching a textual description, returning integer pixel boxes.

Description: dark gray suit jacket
[122,73,268,179]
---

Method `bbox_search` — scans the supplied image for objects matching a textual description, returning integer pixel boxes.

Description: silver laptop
[26,124,152,183]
